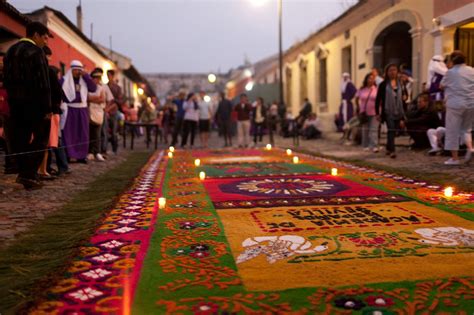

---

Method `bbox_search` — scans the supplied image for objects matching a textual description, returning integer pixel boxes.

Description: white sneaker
[363,147,370,151]
[444,158,461,166]
[87,153,94,161]
[372,148,379,153]
[95,153,106,162]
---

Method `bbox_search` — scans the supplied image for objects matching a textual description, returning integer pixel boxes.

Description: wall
[284,0,435,130]
[48,29,95,72]
[434,0,473,17]
[0,12,26,52]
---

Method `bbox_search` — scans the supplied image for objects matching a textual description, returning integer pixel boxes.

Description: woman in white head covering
[427,55,448,101]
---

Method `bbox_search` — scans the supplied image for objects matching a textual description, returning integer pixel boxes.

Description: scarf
[62,69,88,108]
[385,80,404,120]
[427,55,448,89]
[341,73,350,93]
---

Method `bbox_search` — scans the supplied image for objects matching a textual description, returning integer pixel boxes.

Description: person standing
[0,51,18,175]
[106,70,123,155]
[161,95,175,144]
[252,97,266,146]
[356,73,378,152]
[234,93,252,148]
[181,93,199,148]
[87,68,112,161]
[61,60,96,163]
[215,92,233,147]
[171,91,185,147]
[38,46,62,179]
[3,22,52,189]
[441,50,474,165]
[375,64,407,158]
[198,91,212,148]
[336,73,357,132]
[427,55,448,102]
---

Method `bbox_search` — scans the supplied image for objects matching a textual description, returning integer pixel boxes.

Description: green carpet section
[0,152,152,315]
[199,162,321,177]
[132,158,246,314]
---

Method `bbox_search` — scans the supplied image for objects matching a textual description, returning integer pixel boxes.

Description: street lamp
[208,73,217,83]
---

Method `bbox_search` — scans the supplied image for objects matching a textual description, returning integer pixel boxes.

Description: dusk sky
[9,0,357,74]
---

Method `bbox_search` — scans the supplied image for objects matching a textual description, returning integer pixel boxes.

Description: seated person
[405,93,441,150]
[341,115,361,145]
[301,113,322,139]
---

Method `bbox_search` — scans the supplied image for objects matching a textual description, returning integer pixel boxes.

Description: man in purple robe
[61,60,96,163]
[336,72,357,132]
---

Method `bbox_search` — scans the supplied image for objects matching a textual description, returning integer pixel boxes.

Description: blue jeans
[361,116,378,149]
[53,136,69,173]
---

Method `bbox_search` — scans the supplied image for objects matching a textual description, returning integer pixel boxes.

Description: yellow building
[283,0,473,130]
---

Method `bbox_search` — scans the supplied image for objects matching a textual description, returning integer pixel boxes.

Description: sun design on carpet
[235,178,335,196]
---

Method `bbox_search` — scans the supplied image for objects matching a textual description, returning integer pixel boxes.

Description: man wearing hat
[4,22,53,189]
[61,60,97,163]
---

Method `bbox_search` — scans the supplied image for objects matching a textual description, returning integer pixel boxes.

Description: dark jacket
[215,98,233,121]
[49,66,63,115]
[234,102,252,121]
[375,79,408,122]
[406,105,441,131]
[4,40,51,120]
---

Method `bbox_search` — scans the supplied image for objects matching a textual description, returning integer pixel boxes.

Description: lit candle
[158,197,166,209]
[286,149,292,156]
[331,168,338,176]
[266,144,272,150]
[199,171,206,180]
[194,159,201,167]
[169,146,175,153]
[168,152,173,158]
[444,186,453,198]
[293,156,299,164]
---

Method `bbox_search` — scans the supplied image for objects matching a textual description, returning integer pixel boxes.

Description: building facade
[28,7,116,84]
[282,0,473,131]
[0,0,28,54]
[144,73,227,99]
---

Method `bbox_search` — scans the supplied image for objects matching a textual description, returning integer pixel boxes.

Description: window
[319,58,327,103]
[455,27,474,66]
[299,59,308,103]
[285,68,292,107]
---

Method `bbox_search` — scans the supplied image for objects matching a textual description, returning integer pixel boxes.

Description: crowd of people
[0,22,472,190]
[0,22,129,190]
[334,51,473,164]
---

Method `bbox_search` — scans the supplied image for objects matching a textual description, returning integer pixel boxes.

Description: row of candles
[157,145,455,209]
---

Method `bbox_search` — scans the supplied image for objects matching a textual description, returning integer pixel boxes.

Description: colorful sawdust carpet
[32,148,474,314]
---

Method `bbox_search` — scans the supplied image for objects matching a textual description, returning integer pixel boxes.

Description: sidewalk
[274,131,474,189]
[0,138,155,247]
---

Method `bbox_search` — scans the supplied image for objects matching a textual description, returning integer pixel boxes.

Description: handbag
[89,103,104,125]
[358,88,373,124]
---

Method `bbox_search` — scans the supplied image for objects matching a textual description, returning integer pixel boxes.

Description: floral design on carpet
[155,277,473,314]
[226,177,345,197]
[31,152,166,314]
[414,226,474,246]
[158,219,241,292]
[236,235,329,264]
